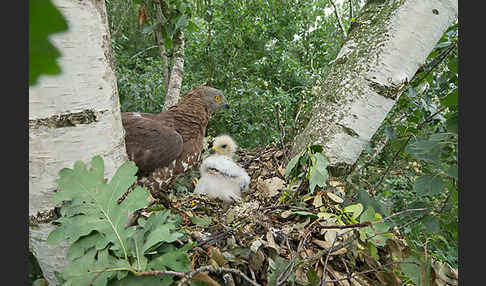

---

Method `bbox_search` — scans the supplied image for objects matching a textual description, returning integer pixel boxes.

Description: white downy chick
[194,135,250,202]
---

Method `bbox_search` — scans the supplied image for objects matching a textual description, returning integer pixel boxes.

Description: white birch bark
[291,0,458,174]
[29,0,127,284]
[163,29,185,110]
[154,0,170,94]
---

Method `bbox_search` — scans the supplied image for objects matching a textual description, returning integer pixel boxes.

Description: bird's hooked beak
[210,145,220,154]
[224,102,230,110]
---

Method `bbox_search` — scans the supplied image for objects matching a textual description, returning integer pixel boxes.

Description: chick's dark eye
[222,144,227,148]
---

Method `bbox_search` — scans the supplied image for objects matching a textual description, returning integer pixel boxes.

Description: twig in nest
[321,232,339,286]
[314,208,427,235]
[276,230,312,286]
[340,256,352,284]
[300,229,358,269]
[274,103,288,162]
[324,261,420,283]
[196,229,234,247]
[196,218,247,247]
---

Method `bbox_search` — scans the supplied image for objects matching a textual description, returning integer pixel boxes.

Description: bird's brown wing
[122,113,183,175]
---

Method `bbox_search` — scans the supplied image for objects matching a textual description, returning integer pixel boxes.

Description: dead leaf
[312,238,332,249]
[265,231,281,254]
[375,271,401,286]
[192,273,222,286]
[262,152,273,159]
[299,250,308,259]
[278,165,286,176]
[249,248,265,271]
[363,253,381,269]
[209,247,227,267]
[312,239,347,255]
[431,259,458,286]
[313,194,324,208]
[294,217,311,231]
[325,265,350,286]
[146,193,156,204]
[264,160,273,169]
[261,177,285,197]
[386,237,406,260]
[280,210,293,218]
[226,208,236,225]
[294,266,308,284]
[326,192,344,203]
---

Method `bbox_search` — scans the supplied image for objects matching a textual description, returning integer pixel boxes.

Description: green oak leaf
[47,156,149,259]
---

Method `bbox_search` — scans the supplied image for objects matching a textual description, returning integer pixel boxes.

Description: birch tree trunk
[291,0,458,175]
[163,29,186,110]
[29,0,127,284]
[154,0,170,93]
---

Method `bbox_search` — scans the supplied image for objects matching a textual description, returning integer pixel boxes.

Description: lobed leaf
[60,248,130,286]
[147,243,193,273]
[48,157,149,259]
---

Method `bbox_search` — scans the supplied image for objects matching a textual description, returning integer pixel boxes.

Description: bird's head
[199,86,230,114]
[210,135,237,156]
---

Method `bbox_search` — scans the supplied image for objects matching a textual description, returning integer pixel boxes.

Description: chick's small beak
[210,145,218,154]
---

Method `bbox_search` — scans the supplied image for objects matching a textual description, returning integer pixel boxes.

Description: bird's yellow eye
[215,96,220,102]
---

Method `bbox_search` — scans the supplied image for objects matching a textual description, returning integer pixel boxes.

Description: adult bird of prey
[194,135,251,202]
[122,86,229,198]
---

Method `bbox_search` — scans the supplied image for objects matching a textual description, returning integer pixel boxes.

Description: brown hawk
[122,86,229,198]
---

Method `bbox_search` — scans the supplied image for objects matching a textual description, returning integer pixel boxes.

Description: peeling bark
[29,109,103,128]
[163,29,186,110]
[291,0,458,175]
[29,0,127,284]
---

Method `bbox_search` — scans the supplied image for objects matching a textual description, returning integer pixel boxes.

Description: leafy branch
[370,106,448,194]
[284,144,330,198]
[47,156,192,285]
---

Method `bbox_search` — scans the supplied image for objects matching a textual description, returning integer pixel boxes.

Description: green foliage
[400,255,422,285]
[267,256,294,286]
[284,144,329,194]
[358,206,392,247]
[107,0,352,148]
[151,0,197,50]
[347,21,459,273]
[29,0,68,86]
[29,251,45,285]
[106,1,459,281]
[116,56,166,113]
[48,156,192,285]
